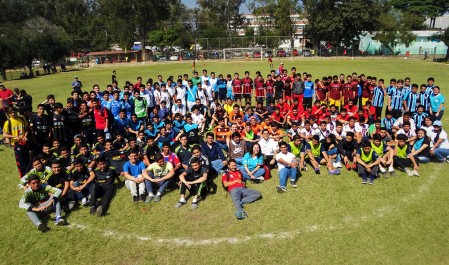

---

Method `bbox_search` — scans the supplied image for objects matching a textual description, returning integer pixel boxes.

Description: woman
[429,120,449,162]
[411,128,431,163]
[241,143,265,182]
[429,86,444,121]
[421,116,434,136]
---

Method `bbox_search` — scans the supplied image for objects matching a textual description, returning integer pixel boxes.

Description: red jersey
[361,83,371,98]
[290,103,304,114]
[93,107,108,130]
[242,77,253,94]
[315,84,327,101]
[231,78,242,94]
[276,103,291,116]
[343,82,355,101]
[255,80,265,98]
[287,112,302,123]
[344,104,358,116]
[336,113,350,122]
[265,80,274,94]
[222,170,245,192]
[329,82,342,100]
[271,113,285,122]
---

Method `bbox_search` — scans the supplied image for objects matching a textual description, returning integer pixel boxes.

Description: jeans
[279,167,297,187]
[234,157,244,167]
[26,198,61,226]
[433,148,449,162]
[416,155,430,163]
[210,159,224,174]
[241,168,265,180]
[145,178,169,195]
[327,147,341,162]
[266,93,274,106]
[125,180,145,196]
[229,187,261,212]
[217,141,228,152]
[73,183,91,200]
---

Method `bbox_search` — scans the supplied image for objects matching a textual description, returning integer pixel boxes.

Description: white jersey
[201,75,209,85]
[331,128,346,138]
[160,90,171,108]
[393,117,416,131]
[430,129,449,148]
[196,89,208,106]
[191,113,205,126]
[299,128,314,138]
[175,86,186,105]
[313,128,331,141]
[343,124,362,134]
[205,84,214,102]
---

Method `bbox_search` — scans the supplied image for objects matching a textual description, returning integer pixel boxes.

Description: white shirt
[343,124,362,134]
[422,125,434,136]
[259,138,279,156]
[288,128,300,138]
[313,128,331,141]
[197,89,207,106]
[191,113,204,125]
[160,90,171,108]
[331,128,346,138]
[171,104,186,116]
[299,128,314,138]
[175,86,186,105]
[205,85,213,101]
[393,117,416,131]
[201,75,209,85]
[430,129,449,149]
[276,151,297,170]
[357,123,370,137]
[396,128,416,138]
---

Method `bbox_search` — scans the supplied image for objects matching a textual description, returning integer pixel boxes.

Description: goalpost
[222,47,264,61]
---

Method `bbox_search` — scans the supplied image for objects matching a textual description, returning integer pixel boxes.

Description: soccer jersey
[372,86,385,107]
[388,87,405,111]
[232,78,243,94]
[329,82,342,100]
[242,77,253,94]
[265,80,274,94]
[404,92,419,113]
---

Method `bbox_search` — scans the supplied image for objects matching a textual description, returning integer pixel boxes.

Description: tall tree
[197,0,244,34]
[391,0,449,29]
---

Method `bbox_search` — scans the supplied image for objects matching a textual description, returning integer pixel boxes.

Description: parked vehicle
[276,49,286,57]
[302,49,312,57]
[292,49,299,56]
[169,55,179,61]
[253,51,262,58]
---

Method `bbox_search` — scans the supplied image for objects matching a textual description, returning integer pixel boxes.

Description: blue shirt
[201,142,226,161]
[110,100,123,118]
[242,152,264,171]
[413,112,428,129]
[184,123,198,133]
[114,117,129,134]
[217,79,227,91]
[430,93,445,112]
[372,86,384,107]
[123,160,146,177]
[404,92,419,113]
[304,81,314,98]
[381,117,396,131]
[418,92,430,111]
[186,86,198,102]
[388,87,406,110]
[128,119,143,131]
[173,120,186,134]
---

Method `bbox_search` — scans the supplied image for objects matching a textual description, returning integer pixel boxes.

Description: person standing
[429,86,444,121]
[3,107,30,178]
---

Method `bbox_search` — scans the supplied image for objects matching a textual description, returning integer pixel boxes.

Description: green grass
[1,59,449,265]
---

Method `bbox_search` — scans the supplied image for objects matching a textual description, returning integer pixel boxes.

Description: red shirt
[242,77,253,94]
[344,104,358,116]
[271,113,285,122]
[255,80,265,98]
[265,80,274,94]
[276,103,290,116]
[287,112,302,123]
[0,88,13,104]
[362,83,371,98]
[222,170,245,192]
[315,84,327,101]
[93,107,108,130]
[232,78,242,94]
[336,113,350,122]
[329,82,342,100]
[343,82,355,101]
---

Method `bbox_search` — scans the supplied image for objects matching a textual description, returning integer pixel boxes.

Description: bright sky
[181,0,250,13]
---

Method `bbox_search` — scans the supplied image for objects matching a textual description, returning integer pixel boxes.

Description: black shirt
[94,168,117,187]
[185,166,208,182]
[47,171,69,189]
[52,113,67,142]
[70,166,91,184]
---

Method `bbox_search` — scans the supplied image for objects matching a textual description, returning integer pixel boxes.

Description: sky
[181,0,250,13]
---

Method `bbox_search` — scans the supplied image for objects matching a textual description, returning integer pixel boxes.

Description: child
[356,141,382,184]
[393,134,420,176]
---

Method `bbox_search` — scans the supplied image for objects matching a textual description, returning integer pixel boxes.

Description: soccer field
[1,59,449,265]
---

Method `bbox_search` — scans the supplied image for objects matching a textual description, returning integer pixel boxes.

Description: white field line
[66,174,436,246]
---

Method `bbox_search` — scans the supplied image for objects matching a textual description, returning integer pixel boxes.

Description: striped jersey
[403,92,419,113]
[388,88,406,110]
[381,117,396,131]
[19,184,62,211]
[413,112,429,129]
[418,92,430,111]
[372,86,385,107]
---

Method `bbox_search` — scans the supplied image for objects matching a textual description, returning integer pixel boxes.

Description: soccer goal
[222,47,264,61]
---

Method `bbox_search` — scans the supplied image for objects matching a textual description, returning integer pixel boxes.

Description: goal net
[222,47,264,61]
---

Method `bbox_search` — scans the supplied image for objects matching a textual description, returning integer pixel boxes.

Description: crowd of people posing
[1,66,448,231]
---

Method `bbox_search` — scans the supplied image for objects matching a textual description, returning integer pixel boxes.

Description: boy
[123,151,147,203]
[356,141,382,184]
[143,153,175,203]
[393,134,420,176]
[19,175,66,232]
[175,157,208,209]
[222,159,262,220]
[90,157,118,216]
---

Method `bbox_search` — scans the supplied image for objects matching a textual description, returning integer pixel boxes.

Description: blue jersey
[113,117,129,135]
[304,81,314,98]
[217,79,227,92]
[381,117,396,131]
[403,92,419,113]
[186,86,198,102]
[425,85,434,95]
[413,112,428,129]
[388,87,406,111]
[110,100,123,118]
[418,92,430,112]
[372,86,385,107]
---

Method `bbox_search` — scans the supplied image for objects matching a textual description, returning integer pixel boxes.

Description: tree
[197,0,244,34]
[374,10,416,55]
[391,0,449,29]
[431,27,449,60]
[274,0,295,36]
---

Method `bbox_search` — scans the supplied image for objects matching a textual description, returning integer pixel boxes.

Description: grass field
[1,59,449,265]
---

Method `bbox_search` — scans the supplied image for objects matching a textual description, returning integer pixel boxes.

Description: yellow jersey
[3,116,28,145]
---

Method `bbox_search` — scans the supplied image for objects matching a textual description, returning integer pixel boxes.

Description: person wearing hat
[429,120,449,162]
[71,76,83,93]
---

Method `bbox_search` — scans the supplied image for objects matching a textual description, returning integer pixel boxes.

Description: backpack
[100,106,115,130]
[222,170,244,193]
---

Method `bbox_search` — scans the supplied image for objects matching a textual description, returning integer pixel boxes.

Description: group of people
[1,65,448,231]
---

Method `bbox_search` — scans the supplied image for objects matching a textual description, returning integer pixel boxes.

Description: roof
[86,50,140,56]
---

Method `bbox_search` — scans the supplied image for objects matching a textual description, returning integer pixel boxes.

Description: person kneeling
[143,153,175,203]
[19,175,66,232]
[175,157,208,209]
[223,159,262,220]
[356,141,382,185]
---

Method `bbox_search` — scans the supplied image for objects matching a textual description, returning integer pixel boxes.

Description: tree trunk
[27,64,34,78]
[141,37,145,61]
[0,68,7,81]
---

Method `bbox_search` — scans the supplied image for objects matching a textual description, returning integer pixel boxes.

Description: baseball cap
[433,120,443,127]
[280,62,284,65]
[74,76,78,79]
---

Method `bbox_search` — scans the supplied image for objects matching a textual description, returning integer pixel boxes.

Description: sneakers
[139,194,145,202]
[361,178,367,184]
[145,195,154,203]
[351,163,357,170]
[314,168,320,175]
[379,167,387,173]
[133,195,139,203]
[257,176,265,181]
[234,211,248,220]
[290,180,297,188]
[303,166,308,172]
[332,162,343,168]
[68,201,76,211]
[328,169,341,175]
[369,179,374,185]
[405,169,414,177]
[345,163,351,170]
[96,206,103,217]
[276,185,287,193]
[81,197,89,206]
[175,200,186,209]
[37,223,47,232]
[411,170,419,177]
[90,206,96,215]
[191,202,198,209]
[153,194,161,202]
[55,216,66,225]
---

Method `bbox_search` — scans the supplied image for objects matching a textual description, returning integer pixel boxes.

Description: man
[133,90,148,121]
[258,129,279,169]
[19,175,66,232]
[305,135,340,175]
[123,151,147,203]
[175,134,193,174]
[175,157,208,209]
[19,158,52,189]
[92,98,109,137]
[338,132,358,170]
[71,76,83,93]
[222,159,262,220]
[3,107,30,177]
[356,141,382,184]
[89,157,117,216]
[143,153,175,203]
[201,132,228,174]
[29,104,51,155]
[70,158,95,206]
[275,141,299,193]
[0,84,14,107]
[214,117,230,150]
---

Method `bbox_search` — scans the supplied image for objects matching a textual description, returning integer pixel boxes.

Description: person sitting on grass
[175,157,208,209]
[370,133,394,176]
[201,132,228,175]
[123,151,147,203]
[338,132,358,171]
[222,159,262,220]
[356,141,382,185]
[275,141,299,193]
[19,174,66,232]
[305,135,341,175]
[143,153,175,203]
[69,158,95,207]
[393,134,420,177]
[90,157,118,216]
[241,143,265,182]
[19,158,52,189]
